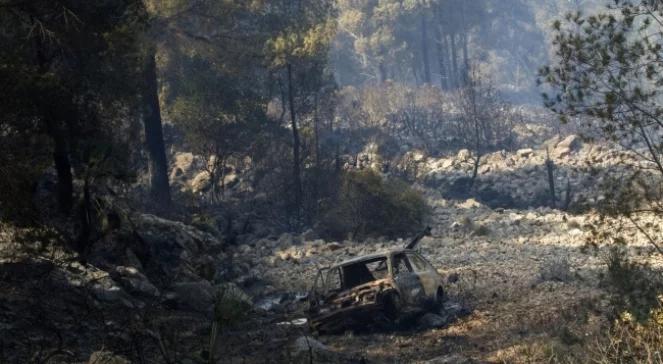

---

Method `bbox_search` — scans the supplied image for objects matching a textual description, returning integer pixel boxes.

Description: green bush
[316,170,431,241]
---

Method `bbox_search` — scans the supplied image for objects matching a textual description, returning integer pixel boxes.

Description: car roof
[330,248,415,268]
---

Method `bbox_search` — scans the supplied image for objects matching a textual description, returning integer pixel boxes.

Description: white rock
[191,171,211,193]
[517,148,534,158]
[457,149,471,161]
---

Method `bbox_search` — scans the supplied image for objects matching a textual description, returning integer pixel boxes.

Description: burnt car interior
[342,257,388,289]
[392,254,413,276]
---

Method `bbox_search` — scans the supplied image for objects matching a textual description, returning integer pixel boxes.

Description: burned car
[307,230,445,333]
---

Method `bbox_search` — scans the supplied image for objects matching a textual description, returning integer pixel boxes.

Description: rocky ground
[223,197,658,363]
[1,129,662,363]
[216,133,662,363]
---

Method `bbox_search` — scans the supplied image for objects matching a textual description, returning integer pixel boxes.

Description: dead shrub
[539,255,572,283]
[590,313,663,364]
[472,224,491,237]
[601,245,663,322]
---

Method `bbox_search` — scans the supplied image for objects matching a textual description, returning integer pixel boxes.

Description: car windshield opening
[341,257,388,289]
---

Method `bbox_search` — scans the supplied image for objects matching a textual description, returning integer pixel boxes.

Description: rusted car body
[307,248,444,333]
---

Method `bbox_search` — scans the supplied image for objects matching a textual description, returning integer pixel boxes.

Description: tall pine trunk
[450,33,459,89]
[435,7,449,90]
[378,62,387,83]
[461,33,469,84]
[460,2,470,84]
[287,63,303,218]
[35,34,73,214]
[420,12,431,85]
[142,47,171,206]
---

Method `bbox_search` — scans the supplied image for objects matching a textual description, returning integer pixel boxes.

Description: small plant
[472,224,490,237]
[539,255,572,283]
[208,284,252,364]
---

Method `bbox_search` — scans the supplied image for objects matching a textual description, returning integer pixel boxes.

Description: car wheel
[382,292,401,321]
[435,287,446,307]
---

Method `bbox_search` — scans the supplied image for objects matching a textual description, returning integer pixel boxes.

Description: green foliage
[316,170,430,241]
[334,0,546,97]
[213,284,252,329]
[602,245,663,322]
[208,284,253,364]
[0,0,145,220]
[541,0,663,180]
[265,0,337,68]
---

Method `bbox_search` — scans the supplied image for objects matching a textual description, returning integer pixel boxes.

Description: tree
[0,1,144,217]
[455,67,516,189]
[138,0,270,207]
[0,1,146,260]
[541,0,663,252]
[169,55,265,201]
[266,1,336,220]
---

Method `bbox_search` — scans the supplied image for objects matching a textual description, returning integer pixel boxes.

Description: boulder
[90,276,134,307]
[191,171,211,193]
[412,150,426,162]
[557,134,582,151]
[171,280,215,314]
[111,266,160,298]
[441,159,454,169]
[456,149,471,161]
[88,351,130,364]
[457,198,482,209]
[553,135,582,158]
[223,173,239,189]
[134,214,222,281]
[418,313,447,329]
[516,148,534,158]
[326,242,343,251]
[169,152,195,182]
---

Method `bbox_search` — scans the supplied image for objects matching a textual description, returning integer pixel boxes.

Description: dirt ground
[220,192,661,363]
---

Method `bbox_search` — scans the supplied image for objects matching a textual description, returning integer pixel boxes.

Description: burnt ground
[220,193,661,363]
[0,193,659,363]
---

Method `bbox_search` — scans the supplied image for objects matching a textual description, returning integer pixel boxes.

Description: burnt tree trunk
[34,28,74,214]
[51,125,74,214]
[450,33,459,89]
[77,174,92,261]
[469,82,481,190]
[313,92,321,169]
[378,62,387,83]
[545,150,557,208]
[420,12,431,85]
[142,47,171,206]
[435,11,449,90]
[460,3,470,84]
[287,63,303,217]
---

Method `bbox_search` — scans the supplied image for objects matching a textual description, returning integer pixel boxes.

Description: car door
[391,253,426,306]
[407,252,440,300]
[308,268,327,308]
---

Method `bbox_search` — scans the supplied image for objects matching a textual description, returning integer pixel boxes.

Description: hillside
[2,121,660,363]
